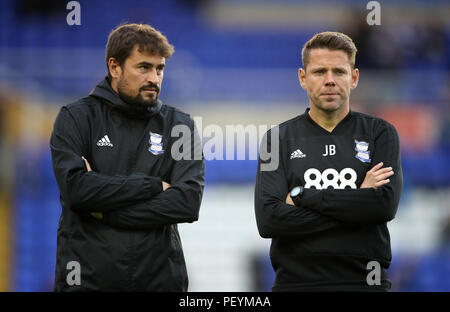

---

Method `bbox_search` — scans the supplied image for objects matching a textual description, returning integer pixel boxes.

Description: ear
[298,68,307,90]
[108,57,122,79]
[350,68,359,90]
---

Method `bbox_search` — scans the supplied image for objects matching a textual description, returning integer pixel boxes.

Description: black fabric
[255,108,403,291]
[50,78,205,291]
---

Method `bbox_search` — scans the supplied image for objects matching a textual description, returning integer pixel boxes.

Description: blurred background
[0,0,449,291]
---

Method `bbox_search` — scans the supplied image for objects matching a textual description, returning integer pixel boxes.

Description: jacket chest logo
[149,132,164,155]
[290,149,306,159]
[355,140,371,163]
[97,135,113,147]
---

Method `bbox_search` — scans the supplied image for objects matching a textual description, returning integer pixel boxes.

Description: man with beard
[255,32,403,291]
[50,23,205,291]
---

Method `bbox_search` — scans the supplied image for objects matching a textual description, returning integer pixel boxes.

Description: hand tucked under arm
[292,122,403,225]
[360,162,394,189]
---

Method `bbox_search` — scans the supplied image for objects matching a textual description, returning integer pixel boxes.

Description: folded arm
[50,107,163,213]
[255,130,343,239]
[294,122,403,225]
[102,119,205,230]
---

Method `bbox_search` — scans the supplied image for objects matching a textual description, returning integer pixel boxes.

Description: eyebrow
[311,67,347,72]
[136,61,165,68]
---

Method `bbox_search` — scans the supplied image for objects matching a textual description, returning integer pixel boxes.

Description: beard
[117,77,159,108]
[118,90,158,108]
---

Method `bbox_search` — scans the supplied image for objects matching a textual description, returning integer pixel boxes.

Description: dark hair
[105,23,174,77]
[302,31,357,69]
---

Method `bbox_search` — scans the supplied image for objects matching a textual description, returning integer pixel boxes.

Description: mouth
[141,88,158,96]
[321,92,339,96]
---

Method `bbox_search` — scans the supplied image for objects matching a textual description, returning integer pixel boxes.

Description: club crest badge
[149,132,164,155]
[355,140,370,163]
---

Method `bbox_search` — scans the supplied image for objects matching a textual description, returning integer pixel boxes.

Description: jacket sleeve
[102,119,205,230]
[298,121,403,225]
[50,106,163,213]
[254,129,343,239]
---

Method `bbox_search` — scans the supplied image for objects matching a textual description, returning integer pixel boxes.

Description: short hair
[301,31,357,69]
[105,23,174,77]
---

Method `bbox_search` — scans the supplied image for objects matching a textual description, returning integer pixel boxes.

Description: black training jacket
[50,77,204,291]
[255,108,403,291]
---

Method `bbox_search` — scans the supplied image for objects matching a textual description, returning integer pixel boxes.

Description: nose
[324,71,336,86]
[147,68,161,84]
